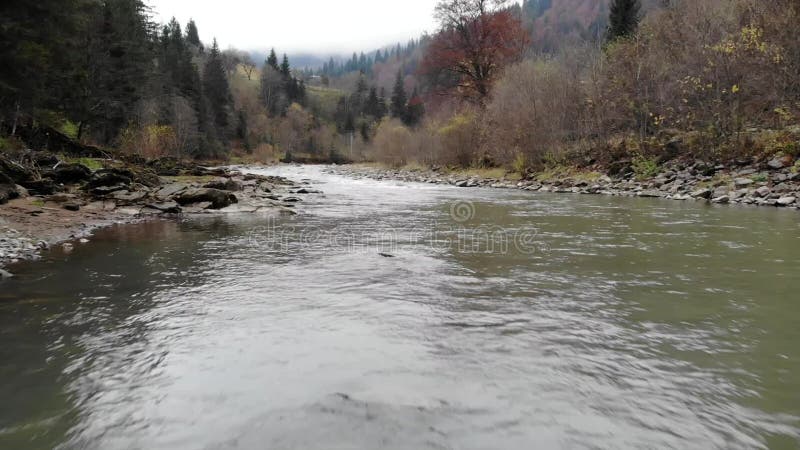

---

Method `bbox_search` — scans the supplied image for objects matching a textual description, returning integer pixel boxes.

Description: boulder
[63,202,81,211]
[734,178,754,188]
[767,157,790,170]
[53,163,93,184]
[144,201,182,214]
[90,184,128,196]
[154,183,188,200]
[0,183,19,204]
[174,188,237,209]
[14,184,29,199]
[22,179,59,195]
[637,190,662,198]
[86,169,133,190]
[712,195,730,204]
[777,196,796,206]
[689,188,714,199]
[204,178,243,191]
[754,186,771,198]
[111,190,148,204]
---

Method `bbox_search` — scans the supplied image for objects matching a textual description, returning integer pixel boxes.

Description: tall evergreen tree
[203,39,232,135]
[280,54,291,78]
[607,0,641,42]
[185,19,202,49]
[267,49,279,71]
[390,71,407,119]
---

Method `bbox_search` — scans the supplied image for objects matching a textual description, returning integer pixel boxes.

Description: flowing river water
[1,165,799,449]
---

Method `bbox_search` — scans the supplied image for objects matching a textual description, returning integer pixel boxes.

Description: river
[1,165,798,449]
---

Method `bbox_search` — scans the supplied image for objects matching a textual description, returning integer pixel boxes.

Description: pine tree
[267,49,279,71]
[203,39,232,135]
[607,0,641,42]
[390,71,407,119]
[280,54,291,78]
[185,19,202,49]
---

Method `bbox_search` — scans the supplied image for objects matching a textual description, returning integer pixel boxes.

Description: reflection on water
[1,165,799,449]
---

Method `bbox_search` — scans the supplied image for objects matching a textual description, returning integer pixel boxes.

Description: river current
[1,165,798,449]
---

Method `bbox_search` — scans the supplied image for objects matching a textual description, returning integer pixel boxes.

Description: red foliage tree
[422,0,530,106]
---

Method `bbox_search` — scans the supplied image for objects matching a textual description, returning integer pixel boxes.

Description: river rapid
[1,164,798,449]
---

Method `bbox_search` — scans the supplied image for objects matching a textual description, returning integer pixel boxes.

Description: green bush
[632,154,660,180]
[60,120,79,140]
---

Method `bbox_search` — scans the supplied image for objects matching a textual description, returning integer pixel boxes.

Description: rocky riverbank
[1,153,318,271]
[326,159,800,210]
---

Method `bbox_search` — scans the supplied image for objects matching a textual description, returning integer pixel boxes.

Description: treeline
[319,39,422,79]
[0,0,314,161]
[364,0,800,171]
[0,0,238,157]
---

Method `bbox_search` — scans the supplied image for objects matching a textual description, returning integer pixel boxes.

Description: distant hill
[247,50,342,70]
[522,0,661,52]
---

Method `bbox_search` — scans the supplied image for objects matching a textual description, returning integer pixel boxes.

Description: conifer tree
[203,39,232,134]
[390,70,407,119]
[280,54,291,78]
[185,19,202,49]
[607,0,641,42]
[267,49,279,71]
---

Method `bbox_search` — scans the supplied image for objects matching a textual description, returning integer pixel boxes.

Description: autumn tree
[241,53,256,80]
[422,0,530,105]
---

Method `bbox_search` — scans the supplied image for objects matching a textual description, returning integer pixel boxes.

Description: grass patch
[64,157,104,170]
[31,199,45,207]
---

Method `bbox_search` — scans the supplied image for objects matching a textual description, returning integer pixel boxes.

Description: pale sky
[149,0,440,54]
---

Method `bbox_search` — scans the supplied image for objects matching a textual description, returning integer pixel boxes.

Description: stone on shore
[204,178,243,191]
[777,196,796,206]
[690,188,713,199]
[175,188,238,209]
[53,163,93,184]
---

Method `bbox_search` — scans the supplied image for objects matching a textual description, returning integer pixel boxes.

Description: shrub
[632,154,660,180]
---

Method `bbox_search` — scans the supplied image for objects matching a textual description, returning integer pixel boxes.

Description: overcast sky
[149,0,440,54]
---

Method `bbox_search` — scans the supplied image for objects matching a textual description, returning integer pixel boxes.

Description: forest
[1,0,799,175]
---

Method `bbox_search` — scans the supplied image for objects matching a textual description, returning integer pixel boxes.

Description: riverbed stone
[204,178,243,191]
[754,186,771,198]
[734,178,754,188]
[144,201,182,214]
[111,190,148,204]
[175,188,238,209]
[712,195,730,204]
[691,188,713,199]
[768,158,789,169]
[53,163,92,184]
[777,196,796,206]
